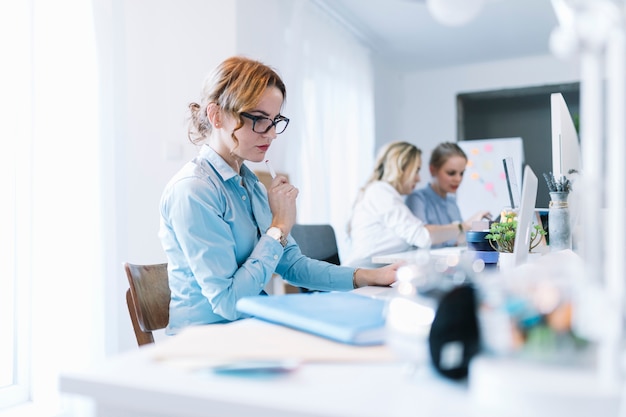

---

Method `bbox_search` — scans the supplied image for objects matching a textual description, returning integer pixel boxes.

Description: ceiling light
[426,0,486,26]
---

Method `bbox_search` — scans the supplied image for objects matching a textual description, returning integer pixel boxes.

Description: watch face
[267,227,287,247]
[267,227,281,240]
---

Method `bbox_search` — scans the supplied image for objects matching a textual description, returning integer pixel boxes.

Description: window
[0,0,33,409]
[0,1,104,414]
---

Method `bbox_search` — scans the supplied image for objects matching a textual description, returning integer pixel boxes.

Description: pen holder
[548,191,572,251]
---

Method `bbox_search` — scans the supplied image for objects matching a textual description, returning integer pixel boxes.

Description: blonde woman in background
[346,141,478,268]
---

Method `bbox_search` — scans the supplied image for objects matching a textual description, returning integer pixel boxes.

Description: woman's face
[221,86,285,165]
[398,157,422,195]
[431,155,467,194]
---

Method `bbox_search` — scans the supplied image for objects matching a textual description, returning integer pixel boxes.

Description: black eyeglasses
[240,112,290,134]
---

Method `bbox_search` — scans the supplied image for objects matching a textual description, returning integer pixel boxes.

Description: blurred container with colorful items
[476,250,592,363]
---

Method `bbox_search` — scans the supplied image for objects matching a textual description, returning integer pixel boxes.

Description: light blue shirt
[159,145,353,334]
[405,183,462,248]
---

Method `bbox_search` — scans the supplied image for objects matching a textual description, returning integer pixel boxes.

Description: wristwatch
[453,221,464,236]
[266,227,288,248]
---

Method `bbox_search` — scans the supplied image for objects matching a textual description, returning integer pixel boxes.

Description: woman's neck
[209,140,243,173]
[430,182,446,198]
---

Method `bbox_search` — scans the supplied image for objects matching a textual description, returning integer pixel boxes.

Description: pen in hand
[265,159,277,179]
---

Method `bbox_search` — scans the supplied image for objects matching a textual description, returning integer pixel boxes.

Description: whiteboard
[457,138,524,220]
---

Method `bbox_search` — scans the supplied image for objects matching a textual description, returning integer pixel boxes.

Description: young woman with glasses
[159,56,399,334]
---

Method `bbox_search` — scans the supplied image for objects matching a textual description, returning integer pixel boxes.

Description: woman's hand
[462,210,492,232]
[353,262,402,288]
[267,174,299,235]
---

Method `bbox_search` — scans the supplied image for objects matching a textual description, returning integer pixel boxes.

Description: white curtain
[0,0,105,415]
[283,1,376,261]
[0,0,33,409]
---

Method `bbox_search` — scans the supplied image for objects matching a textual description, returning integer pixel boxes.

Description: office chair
[124,262,171,346]
[290,224,341,293]
[291,224,341,265]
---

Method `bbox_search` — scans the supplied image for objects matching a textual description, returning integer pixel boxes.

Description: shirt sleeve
[162,177,280,322]
[277,245,354,292]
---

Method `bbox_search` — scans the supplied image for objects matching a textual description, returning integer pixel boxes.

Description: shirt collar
[199,144,238,182]
[199,144,258,183]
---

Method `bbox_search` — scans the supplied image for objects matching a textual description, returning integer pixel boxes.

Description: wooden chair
[124,262,171,346]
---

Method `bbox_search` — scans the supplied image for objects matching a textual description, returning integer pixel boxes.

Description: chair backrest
[124,262,170,346]
[290,224,341,265]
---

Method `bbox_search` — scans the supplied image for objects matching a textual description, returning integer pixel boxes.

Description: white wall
[372,60,406,147]
[373,54,581,185]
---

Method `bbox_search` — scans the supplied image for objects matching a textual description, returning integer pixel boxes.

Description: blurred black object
[428,284,480,380]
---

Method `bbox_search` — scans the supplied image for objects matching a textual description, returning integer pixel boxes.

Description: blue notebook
[236,292,387,346]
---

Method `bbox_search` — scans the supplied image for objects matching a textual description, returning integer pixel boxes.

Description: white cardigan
[345,181,431,267]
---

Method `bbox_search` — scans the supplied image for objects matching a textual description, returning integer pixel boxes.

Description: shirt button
[242,195,247,201]
[273,255,278,260]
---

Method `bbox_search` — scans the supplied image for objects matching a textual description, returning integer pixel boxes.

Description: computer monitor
[551,92,581,179]
[513,166,538,267]
[550,93,581,248]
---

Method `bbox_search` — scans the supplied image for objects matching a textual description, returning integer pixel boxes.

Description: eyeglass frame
[240,112,290,134]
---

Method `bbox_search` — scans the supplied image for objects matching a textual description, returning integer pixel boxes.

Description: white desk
[371,246,467,265]
[59,314,621,417]
[60,346,474,417]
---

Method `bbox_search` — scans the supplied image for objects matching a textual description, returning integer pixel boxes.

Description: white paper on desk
[150,318,395,370]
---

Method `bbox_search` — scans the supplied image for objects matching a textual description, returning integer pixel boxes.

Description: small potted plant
[485,211,546,269]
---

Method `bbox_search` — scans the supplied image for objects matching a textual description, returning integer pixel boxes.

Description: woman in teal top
[406,142,491,248]
[159,57,398,335]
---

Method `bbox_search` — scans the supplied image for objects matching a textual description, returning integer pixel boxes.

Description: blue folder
[236,292,387,346]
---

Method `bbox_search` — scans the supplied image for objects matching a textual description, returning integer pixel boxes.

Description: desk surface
[60,341,472,417]
[60,311,621,417]
[371,246,467,265]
